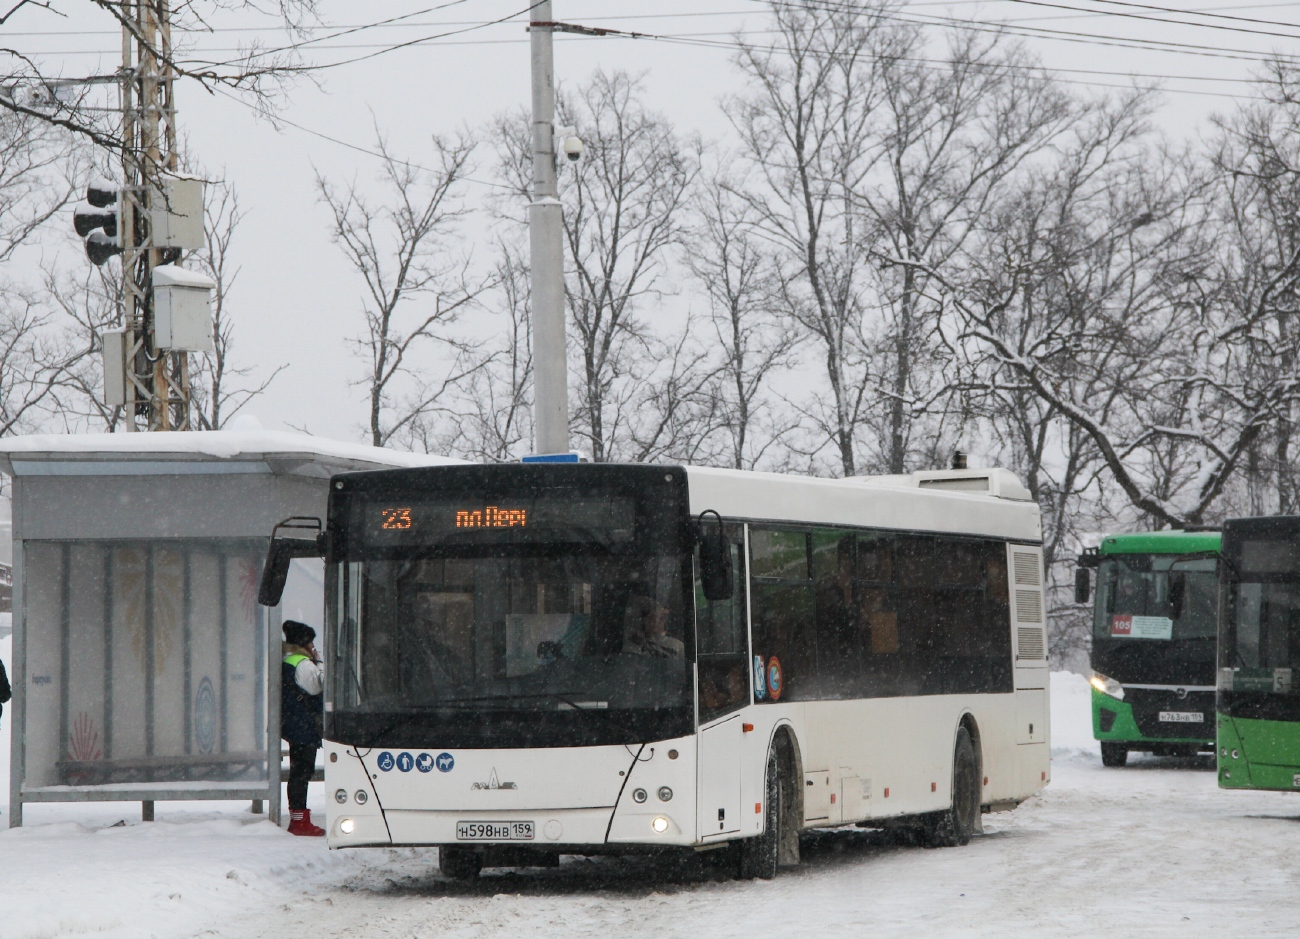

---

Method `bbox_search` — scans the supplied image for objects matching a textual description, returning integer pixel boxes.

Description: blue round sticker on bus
[753,656,766,700]
[436,752,455,772]
[377,751,395,772]
[397,751,415,773]
[416,753,434,773]
[767,656,784,701]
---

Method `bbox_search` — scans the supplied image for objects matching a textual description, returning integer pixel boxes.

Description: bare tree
[318,131,486,448]
[428,240,534,462]
[730,2,1073,476]
[685,164,798,469]
[42,261,123,431]
[0,0,319,152]
[493,70,701,462]
[1208,59,1300,518]
[727,2,885,476]
[190,181,286,429]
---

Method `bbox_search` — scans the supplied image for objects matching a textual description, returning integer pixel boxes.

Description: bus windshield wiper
[427,691,586,707]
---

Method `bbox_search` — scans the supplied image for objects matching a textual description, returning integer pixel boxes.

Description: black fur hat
[283,620,316,647]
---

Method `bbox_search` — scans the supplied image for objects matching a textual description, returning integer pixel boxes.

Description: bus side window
[696,532,748,722]
[813,530,859,698]
[750,528,814,701]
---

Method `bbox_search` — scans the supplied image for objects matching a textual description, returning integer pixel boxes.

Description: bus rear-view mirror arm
[258,516,327,607]
[1074,567,1090,605]
[696,509,733,602]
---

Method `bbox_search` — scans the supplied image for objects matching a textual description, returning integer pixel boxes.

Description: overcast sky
[10,0,1300,445]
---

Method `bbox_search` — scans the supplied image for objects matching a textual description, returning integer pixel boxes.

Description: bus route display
[363,494,636,543]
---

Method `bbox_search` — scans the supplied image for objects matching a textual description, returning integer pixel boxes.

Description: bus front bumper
[1217,715,1300,791]
[1092,688,1213,748]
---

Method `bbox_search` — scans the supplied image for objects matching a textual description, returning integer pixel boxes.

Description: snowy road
[3,671,1300,938]
[197,755,1300,939]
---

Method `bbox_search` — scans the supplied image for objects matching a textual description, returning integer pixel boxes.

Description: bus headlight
[632,788,648,803]
[657,786,673,802]
[339,818,356,834]
[651,816,669,833]
[334,789,349,804]
[355,790,369,804]
[1090,672,1124,701]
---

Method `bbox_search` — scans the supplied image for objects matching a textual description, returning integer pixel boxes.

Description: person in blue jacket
[282,621,324,837]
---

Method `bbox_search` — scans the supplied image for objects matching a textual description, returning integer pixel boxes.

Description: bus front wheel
[737,747,781,879]
[1100,743,1128,767]
[439,847,483,881]
[920,726,979,848]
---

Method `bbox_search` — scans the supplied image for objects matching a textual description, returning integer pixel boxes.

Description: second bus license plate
[456,821,534,841]
[1158,711,1204,723]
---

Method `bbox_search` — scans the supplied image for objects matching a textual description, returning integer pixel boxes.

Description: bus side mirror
[1074,567,1090,605]
[258,517,326,607]
[697,510,733,602]
[1169,571,1186,620]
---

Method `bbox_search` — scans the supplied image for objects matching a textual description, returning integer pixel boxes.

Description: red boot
[287,809,325,837]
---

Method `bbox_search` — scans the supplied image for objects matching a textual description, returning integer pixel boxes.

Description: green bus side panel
[1218,715,1300,791]
[1098,531,1221,556]
[1093,688,1212,746]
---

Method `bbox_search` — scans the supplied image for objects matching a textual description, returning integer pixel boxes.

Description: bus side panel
[792,692,1041,824]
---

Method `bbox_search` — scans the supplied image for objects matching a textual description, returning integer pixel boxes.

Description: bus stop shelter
[0,430,459,827]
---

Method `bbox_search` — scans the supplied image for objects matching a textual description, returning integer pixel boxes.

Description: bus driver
[622,595,684,658]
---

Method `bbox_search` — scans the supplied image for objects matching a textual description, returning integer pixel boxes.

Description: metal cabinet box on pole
[152,264,215,352]
[149,176,205,250]
[102,327,127,406]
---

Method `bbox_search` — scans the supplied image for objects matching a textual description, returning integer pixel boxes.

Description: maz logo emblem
[471,768,517,790]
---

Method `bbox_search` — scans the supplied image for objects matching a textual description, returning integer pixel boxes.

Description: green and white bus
[1218,516,1300,792]
[1077,531,1220,767]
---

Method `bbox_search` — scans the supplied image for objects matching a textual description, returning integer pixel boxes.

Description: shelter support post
[8,495,25,828]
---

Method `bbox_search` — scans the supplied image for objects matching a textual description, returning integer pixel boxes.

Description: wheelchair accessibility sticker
[377,751,395,772]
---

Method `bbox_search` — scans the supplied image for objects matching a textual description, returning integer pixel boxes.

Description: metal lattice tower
[119,0,191,431]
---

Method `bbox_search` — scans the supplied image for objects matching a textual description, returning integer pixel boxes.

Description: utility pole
[529,1,570,455]
[120,0,192,431]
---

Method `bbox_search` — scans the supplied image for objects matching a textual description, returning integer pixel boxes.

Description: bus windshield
[1093,555,1217,642]
[336,553,689,712]
[1222,536,1300,694]
[325,465,695,748]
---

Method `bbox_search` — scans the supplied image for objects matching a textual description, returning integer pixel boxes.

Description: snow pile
[1050,669,1099,757]
[0,430,467,469]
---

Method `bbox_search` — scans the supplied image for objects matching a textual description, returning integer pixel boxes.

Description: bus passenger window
[696,538,748,721]
[750,528,814,702]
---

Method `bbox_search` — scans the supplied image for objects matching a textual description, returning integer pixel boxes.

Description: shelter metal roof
[0,430,467,479]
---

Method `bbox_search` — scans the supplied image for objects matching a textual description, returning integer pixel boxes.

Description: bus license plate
[456,821,534,841]
[1158,711,1204,723]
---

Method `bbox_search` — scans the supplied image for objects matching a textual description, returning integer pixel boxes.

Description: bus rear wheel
[439,847,482,881]
[920,726,979,848]
[737,746,781,879]
[1100,743,1128,767]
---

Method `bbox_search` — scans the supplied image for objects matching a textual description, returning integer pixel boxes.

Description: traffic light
[73,178,122,266]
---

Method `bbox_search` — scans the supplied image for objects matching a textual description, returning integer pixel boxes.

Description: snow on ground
[2,670,1298,938]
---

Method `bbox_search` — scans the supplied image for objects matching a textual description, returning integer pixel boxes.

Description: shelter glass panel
[21,539,269,789]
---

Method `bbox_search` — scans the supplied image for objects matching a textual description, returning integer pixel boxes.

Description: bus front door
[698,714,743,838]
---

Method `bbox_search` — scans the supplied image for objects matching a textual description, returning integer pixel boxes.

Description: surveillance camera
[562,135,584,163]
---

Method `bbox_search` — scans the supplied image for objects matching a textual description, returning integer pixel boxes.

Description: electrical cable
[996,0,1300,41]
[183,0,546,75]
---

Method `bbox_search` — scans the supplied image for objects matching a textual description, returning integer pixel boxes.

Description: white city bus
[260,462,1049,879]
